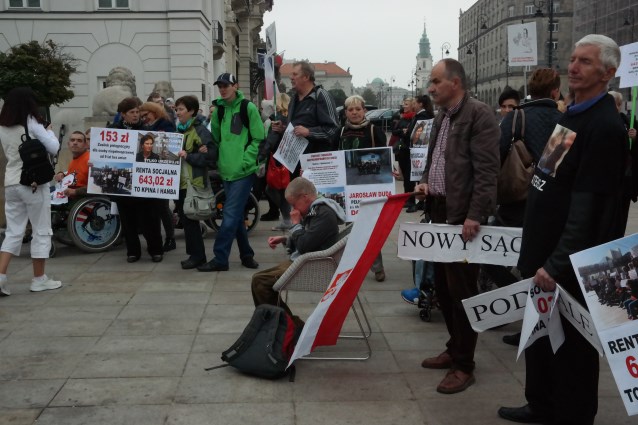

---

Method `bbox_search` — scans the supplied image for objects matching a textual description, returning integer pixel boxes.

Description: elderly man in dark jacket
[415,58,500,394]
[271,60,339,157]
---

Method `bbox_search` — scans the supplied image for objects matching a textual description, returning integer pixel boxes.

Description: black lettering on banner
[436,232,457,249]
[623,387,638,403]
[494,236,509,257]
[419,232,435,249]
[470,291,528,322]
[481,235,492,251]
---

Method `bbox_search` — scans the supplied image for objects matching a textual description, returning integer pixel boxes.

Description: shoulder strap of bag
[510,109,526,144]
[370,124,376,147]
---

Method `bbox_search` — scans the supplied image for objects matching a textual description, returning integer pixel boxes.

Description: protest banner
[507,22,538,66]
[88,128,183,200]
[50,173,76,205]
[273,123,308,172]
[301,147,395,221]
[569,233,638,415]
[462,279,529,332]
[409,147,428,181]
[398,223,522,266]
[289,194,411,366]
[517,282,564,359]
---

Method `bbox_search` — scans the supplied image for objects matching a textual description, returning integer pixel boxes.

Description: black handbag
[18,124,55,191]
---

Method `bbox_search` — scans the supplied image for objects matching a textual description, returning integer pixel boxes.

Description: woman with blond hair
[139,101,176,132]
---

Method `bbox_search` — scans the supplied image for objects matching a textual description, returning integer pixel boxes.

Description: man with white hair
[498,34,628,425]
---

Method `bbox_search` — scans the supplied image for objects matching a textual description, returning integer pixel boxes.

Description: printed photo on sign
[538,124,576,177]
[410,119,434,147]
[344,148,393,185]
[135,132,181,164]
[88,162,133,195]
[570,233,638,332]
[318,187,346,212]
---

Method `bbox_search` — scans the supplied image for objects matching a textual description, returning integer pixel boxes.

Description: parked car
[365,108,399,132]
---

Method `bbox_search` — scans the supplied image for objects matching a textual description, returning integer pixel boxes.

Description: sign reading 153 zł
[88,128,184,200]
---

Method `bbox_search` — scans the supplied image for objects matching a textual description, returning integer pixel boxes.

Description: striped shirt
[428,97,464,196]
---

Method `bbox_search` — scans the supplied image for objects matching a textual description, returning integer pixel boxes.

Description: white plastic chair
[272,228,372,361]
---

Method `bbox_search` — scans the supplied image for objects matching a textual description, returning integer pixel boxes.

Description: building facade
[458,0,574,111]
[279,61,353,97]
[0,0,271,122]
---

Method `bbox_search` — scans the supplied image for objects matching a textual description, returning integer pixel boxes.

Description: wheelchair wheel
[419,308,432,322]
[204,189,260,234]
[67,196,122,253]
[49,241,56,258]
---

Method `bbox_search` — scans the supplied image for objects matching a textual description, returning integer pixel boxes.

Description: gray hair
[575,34,621,70]
[608,90,623,107]
[441,58,468,90]
[285,177,317,200]
[292,60,315,82]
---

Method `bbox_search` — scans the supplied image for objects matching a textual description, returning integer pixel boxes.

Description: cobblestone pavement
[0,199,636,425]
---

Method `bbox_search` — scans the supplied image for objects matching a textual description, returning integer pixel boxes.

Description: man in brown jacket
[415,58,500,394]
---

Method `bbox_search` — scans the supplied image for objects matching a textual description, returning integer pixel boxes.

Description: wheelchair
[202,171,260,234]
[50,196,122,256]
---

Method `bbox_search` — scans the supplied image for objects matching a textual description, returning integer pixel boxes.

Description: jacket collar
[520,98,558,109]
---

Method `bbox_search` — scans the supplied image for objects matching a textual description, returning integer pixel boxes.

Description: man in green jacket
[198,73,266,272]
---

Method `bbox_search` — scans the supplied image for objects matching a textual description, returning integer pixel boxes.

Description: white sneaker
[271,221,292,231]
[0,280,10,296]
[30,277,62,292]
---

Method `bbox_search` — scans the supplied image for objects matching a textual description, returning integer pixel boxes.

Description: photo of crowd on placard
[344,148,393,185]
[572,234,638,329]
[88,163,134,195]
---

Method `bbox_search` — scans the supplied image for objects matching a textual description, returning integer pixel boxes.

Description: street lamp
[624,9,635,42]
[441,42,451,61]
[466,13,488,98]
[533,0,556,68]
[502,57,509,87]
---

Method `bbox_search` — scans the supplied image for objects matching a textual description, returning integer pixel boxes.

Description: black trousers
[116,197,163,257]
[175,189,206,262]
[430,196,479,373]
[397,148,416,203]
[525,316,599,425]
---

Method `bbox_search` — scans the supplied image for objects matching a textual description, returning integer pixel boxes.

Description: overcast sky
[261,0,478,89]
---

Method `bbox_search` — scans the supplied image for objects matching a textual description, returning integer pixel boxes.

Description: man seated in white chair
[251,177,346,327]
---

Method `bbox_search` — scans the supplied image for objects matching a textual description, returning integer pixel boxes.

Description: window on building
[9,0,40,7]
[549,41,558,50]
[553,2,560,13]
[508,6,515,17]
[98,0,129,8]
[524,4,535,15]
[549,22,559,32]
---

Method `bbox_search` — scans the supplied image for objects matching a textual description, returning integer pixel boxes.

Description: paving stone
[91,335,194,354]
[0,379,65,408]
[11,319,112,337]
[51,377,179,406]
[128,291,210,305]
[0,408,41,425]
[117,304,206,320]
[35,405,169,425]
[105,318,201,336]
[0,336,98,357]
[175,373,294,404]
[295,401,424,425]
[0,356,83,380]
[291,373,413,402]
[72,353,188,378]
[166,402,294,425]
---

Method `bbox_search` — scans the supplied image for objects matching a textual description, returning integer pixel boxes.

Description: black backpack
[216,99,271,163]
[19,124,55,191]
[206,304,300,380]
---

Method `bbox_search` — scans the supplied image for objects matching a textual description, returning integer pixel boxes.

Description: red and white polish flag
[288,193,412,366]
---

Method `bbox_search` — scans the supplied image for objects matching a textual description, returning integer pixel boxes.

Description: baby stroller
[414,259,437,321]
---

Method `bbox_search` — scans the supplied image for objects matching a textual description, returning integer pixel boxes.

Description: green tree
[0,40,76,108]
[328,88,347,107]
[361,88,377,106]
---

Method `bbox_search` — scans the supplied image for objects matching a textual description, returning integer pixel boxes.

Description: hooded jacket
[287,197,347,260]
[210,90,265,181]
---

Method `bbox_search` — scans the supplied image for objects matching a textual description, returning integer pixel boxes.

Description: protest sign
[570,233,638,416]
[50,173,76,205]
[274,123,308,172]
[618,42,638,89]
[398,223,522,266]
[300,147,395,221]
[517,283,564,359]
[88,128,183,200]
[462,279,529,332]
[409,147,428,181]
[507,22,538,66]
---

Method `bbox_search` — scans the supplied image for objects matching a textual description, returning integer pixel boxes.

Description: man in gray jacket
[251,177,346,327]
[415,58,500,394]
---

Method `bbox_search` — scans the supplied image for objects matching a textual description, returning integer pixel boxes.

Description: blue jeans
[212,174,255,266]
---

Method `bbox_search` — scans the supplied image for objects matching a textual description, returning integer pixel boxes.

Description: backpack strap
[370,124,376,147]
[216,99,253,152]
[510,109,526,146]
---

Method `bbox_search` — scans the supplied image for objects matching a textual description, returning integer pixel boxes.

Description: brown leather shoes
[421,351,453,369]
[436,369,475,394]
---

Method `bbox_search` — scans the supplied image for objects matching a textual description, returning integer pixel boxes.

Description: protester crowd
[0,34,636,425]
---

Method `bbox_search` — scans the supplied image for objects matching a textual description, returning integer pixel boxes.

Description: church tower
[415,22,433,95]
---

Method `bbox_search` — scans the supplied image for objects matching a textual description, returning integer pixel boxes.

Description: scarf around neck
[345,118,370,130]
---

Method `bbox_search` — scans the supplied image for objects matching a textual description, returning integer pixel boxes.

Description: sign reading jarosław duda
[397,223,522,267]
